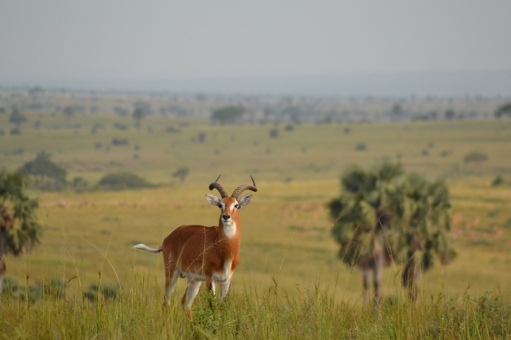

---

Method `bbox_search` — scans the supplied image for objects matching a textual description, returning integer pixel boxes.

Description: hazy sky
[1,1,511,82]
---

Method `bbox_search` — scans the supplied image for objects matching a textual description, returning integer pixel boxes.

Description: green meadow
[1,112,511,338]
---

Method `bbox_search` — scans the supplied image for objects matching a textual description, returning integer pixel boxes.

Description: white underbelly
[178,258,233,283]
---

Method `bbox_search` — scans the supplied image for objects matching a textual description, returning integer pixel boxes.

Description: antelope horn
[209,174,228,198]
[231,175,258,199]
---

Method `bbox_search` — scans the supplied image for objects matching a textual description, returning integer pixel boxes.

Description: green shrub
[491,175,505,187]
[269,128,280,138]
[96,172,154,190]
[463,152,488,164]
[83,283,122,302]
[355,143,366,151]
[166,126,181,133]
[111,138,129,146]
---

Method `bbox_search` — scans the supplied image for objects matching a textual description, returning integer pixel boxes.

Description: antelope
[133,175,257,319]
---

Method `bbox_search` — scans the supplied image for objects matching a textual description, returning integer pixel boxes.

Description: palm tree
[329,163,403,307]
[329,163,455,305]
[0,170,42,301]
[388,174,455,299]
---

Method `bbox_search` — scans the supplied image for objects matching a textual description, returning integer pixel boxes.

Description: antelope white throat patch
[223,220,236,238]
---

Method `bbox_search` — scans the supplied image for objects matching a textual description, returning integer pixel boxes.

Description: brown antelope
[133,175,257,319]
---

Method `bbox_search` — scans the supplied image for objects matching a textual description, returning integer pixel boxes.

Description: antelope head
[206,175,257,236]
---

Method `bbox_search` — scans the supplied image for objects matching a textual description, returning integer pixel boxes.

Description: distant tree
[495,103,511,118]
[491,175,505,187]
[9,108,26,130]
[33,120,42,130]
[281,106,303,124]
[269,128,280,138]
[63,106,74,126]
[445,109,455,120]
[329,163,455,306]
[72,177,89,192]
[284,124,294,131]
[391,103,404,121]
[97,172,154,190]
[132,108,146,129]
[211,106,245,125]
[28,86,44,96]
[172,167,189,186]
[198,132,206,143]
[18,152,67,190]
[0,170,42,301]
[463,152,488,164]
[355,143,367,151]
[133,101,151,115]
[113,107,129,117]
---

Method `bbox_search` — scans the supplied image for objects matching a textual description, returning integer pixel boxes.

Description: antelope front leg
[219,278,231,304]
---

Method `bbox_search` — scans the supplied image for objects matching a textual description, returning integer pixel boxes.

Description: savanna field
[1,111,511,339]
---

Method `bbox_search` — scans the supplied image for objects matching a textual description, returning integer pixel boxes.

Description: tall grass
[2,271,510,339]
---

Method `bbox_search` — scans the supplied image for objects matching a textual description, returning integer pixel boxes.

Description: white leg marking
[166,270,179,305]
[210,280,216,295]
[185,279,202,309]
[219,278,231,301]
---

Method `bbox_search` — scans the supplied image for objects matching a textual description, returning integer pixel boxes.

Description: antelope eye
[234,204,239,209]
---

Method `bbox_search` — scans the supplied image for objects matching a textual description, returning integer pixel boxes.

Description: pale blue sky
[1,0,510,82]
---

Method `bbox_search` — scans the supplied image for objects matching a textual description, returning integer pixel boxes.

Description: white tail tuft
[133,244,162,253]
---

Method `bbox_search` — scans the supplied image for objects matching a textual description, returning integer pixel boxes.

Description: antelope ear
[238,194,252,209]
[205,193,222,207]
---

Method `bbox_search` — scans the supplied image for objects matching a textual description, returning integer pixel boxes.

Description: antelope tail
[133,244,162,253]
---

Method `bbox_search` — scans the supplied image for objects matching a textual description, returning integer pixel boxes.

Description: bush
[355,143,366,151]
[113,123,128,130]
[1,277,66,302]
[112,138,129,146]
[491,175,505,187]
[72,176,89,192]
[211,106,245,125]
[166,126,181,133]
[96,172,155,190]
[19,151,67,190]
[83,283,122,302]
[463,152,488,164]
[269,128,280,138]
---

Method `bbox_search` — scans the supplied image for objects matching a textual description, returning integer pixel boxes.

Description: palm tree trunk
[0,258,5,303]
[372,228,386,312]
[362,268,370,305]
[0,233,5,304]
[402,248,418,300]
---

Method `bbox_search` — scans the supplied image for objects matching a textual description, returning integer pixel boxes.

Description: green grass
[2,274,510,339]
[2,113,511,338]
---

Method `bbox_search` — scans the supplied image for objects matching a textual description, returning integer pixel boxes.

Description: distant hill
[3,70,511,97]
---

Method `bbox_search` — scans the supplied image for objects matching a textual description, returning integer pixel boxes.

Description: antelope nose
[222,214,230,220]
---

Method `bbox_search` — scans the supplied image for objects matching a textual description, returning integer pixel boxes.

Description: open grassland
[1,112,511,338]
[2,277,511,339]
[2,112,511,184]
